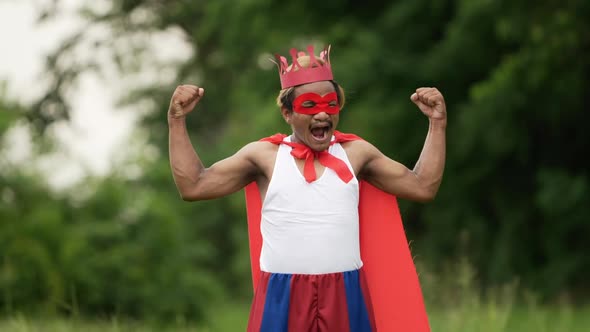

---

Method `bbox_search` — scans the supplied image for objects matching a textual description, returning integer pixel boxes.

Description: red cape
[244,138,431,331]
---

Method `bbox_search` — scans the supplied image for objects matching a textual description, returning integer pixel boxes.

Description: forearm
[412,119,446,199]
[168,117,204,198]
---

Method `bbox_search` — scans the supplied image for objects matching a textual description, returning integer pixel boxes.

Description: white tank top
[259,136,363,274]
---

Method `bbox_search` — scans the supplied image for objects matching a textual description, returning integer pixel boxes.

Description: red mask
[293,92,340,115]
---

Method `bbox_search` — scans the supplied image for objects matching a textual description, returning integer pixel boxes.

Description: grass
[2,259,588,331]
[2,303,589,331]
[428,303,590,332]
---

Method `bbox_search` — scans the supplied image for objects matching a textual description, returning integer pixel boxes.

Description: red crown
[274,45,333,89]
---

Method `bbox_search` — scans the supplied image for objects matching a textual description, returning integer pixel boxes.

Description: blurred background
[1,0,588,331]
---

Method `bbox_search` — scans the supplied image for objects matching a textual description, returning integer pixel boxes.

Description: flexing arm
[168,85,258,201]
[360,87,446,202]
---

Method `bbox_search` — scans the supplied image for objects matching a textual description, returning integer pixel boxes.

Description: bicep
[186,144,260,200]
[360,145,431,202]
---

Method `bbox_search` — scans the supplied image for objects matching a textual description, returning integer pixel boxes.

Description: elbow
[179,191,197,202]
[180,193,197,202]
[175,173,208,201]
[179,186,216,201]
[414,188,438,203]
[178,188,204,202]
[414,176,442,202]
[417,195,435,203]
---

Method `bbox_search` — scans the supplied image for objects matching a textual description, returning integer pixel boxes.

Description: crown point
[275,44,334,89]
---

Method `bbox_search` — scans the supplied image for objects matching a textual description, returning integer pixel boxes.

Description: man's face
[282,81,340,152]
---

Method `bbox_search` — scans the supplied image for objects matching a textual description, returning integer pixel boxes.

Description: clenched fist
[410,87,446,121]
[168,85,204,119]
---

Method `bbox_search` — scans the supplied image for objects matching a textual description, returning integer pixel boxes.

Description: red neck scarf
[261,130,362,183]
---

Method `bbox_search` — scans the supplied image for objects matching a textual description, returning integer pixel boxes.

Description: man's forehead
[294,81,335,98]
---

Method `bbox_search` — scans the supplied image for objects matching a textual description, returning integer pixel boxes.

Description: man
[168,45,445,331]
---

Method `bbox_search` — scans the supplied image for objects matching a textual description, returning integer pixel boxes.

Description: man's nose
[313,111,329,121]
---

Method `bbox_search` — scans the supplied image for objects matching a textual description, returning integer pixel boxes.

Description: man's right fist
[169,85,204,119]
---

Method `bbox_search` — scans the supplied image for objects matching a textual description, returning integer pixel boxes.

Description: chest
[256,142,363,201]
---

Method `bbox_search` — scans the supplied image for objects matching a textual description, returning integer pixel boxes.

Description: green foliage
[0,168,230,320]
[1,0,588,323]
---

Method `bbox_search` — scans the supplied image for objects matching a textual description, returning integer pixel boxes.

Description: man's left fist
[410,87,446,121]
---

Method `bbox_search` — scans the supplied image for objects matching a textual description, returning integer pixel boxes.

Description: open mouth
[310,123,332,141]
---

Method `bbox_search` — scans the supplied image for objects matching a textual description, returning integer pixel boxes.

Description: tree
[6,0,588,320]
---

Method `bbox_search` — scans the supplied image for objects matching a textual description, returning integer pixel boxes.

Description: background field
[1,0,588,331]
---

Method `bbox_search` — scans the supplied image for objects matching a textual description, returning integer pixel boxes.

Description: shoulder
[334,131,377,154]
[339,137,384,177]
[239,140,280,178]
[237,140,280,169]
[341,139,380,158]
[239,140,279,156]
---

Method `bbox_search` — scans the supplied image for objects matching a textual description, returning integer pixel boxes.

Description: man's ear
[281,107,292,124]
